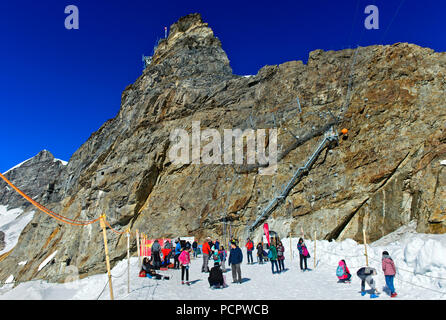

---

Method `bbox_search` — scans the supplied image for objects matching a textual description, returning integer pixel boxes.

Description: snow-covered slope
[0,205,34,255]
[0,221,445,300]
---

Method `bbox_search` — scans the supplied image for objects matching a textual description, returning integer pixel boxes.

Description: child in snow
[382,251,397,297]
[356,266,379,298]
[178,244,191,285]
[297,238,310,271]
[208,261,225,288]
[277,241,285,272]
[336,259,351,283]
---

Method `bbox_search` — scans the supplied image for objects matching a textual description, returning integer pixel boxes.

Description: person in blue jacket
[174,238,182,269]
[228,241,243,284]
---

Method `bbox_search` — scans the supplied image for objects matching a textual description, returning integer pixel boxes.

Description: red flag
[263,223,270,246]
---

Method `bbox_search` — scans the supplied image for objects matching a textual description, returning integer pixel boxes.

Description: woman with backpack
[382,251,397,297]
[297,238,310,271]
[277,241,285,272]
[178,244,191,285]
[268,242,279,274]
[336,259,351,283]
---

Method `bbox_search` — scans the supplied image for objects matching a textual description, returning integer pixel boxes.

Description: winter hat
[382,251,389,255]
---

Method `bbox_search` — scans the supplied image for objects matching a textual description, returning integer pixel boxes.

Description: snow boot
[391,292,398,298]
[361,291,366,296]
[370,293,379,299]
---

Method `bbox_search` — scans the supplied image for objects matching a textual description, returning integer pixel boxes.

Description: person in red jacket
[382,251,397,297]
[201,237,212,273]
[245,238,254,264]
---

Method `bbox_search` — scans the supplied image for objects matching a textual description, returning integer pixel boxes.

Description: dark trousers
[257,253,263,264]
[271,260,279,274]
[174,253,180,269]
[247,250,253,264]
[299,254,308,270]
[208,278,224,287]
[181,266,189,281]
[278,258,285,271]
[339,273,352,283]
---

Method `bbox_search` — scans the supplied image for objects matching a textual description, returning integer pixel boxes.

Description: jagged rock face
[0,150,67,209]
[0,13,445,283]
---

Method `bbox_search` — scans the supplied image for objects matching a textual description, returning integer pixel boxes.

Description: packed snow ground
[1,221,446,300]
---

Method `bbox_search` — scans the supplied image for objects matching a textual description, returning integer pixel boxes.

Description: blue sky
[1,0,444,172]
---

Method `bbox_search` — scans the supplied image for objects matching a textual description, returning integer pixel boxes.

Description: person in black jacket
[208,262,224,288]
[192,240,198,258]
[228,241,243,284]
[256,242,264,264]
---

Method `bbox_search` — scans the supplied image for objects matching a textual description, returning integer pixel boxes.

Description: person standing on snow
[173,238,182,269]
[228,241,243,284]
[269,242,279,274]
[357,266,379,298]
[178,243,191,285]
[336,259,352,283]
[151,239,162,269]
[297,238,310,271]
[219,246,227,272]
[202,237,212,273]
[382,251,397,297]
[245,238,254,264]
[277,241,285,272]
[256,242,264,264]
[192,240,198,258]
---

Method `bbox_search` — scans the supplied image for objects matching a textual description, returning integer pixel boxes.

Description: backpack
[267,250,273,259]
[302,246,310,257]
[139,270,146,277]
[336,265,344,277]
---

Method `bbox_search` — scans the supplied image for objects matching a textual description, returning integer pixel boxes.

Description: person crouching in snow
[356,266,379,298]
[179,244,191,285]
[336,259,351,283]
[382,251,397,297]
[208,261,225,288]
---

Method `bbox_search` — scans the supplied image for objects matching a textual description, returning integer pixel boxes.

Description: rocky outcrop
[0,150,67,210]
[0,13,445,283]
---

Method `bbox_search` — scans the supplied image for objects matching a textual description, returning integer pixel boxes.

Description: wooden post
[136,229,141,267]
[126,229,130,294]
[99,214,114,300]
[313,230,317,269]
[289,233,292,261]
[363,229,369,266]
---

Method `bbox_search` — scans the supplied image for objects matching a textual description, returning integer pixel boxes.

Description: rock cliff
[0,13,445,283]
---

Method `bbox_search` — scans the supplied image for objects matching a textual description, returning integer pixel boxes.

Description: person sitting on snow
[141,257,170,280]
[356,266,379,298]
[208,261,225,288]
[336,259,352,283]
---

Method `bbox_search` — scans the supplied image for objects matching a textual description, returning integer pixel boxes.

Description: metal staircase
[249,128,339,232]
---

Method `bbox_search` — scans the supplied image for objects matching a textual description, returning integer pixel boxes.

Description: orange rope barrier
[0,172,100,226]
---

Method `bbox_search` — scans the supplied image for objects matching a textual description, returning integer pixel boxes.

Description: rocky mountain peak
[149,13,233,80]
